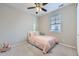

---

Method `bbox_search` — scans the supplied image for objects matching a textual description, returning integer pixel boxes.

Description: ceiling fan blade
[34,3,37,5]
[27,7,35,9]
[42,3,48,6]
[41,8,47,12]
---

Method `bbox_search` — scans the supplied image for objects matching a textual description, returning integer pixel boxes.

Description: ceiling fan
[27,3,48,14]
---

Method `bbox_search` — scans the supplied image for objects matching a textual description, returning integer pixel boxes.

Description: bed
[27,32,58,54]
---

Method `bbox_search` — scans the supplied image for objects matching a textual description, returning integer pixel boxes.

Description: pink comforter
[27,32,58,54]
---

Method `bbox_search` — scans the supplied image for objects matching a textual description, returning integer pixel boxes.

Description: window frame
[50,13,62,32]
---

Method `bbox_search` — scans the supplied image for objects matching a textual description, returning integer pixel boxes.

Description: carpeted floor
[0,40,78,56]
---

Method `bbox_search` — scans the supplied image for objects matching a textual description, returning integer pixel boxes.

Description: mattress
[27,32,58,54]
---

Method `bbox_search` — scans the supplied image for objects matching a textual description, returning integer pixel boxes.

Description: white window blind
[50,14,62,32]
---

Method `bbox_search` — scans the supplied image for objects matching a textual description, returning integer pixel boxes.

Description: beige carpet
[0,40,78,56]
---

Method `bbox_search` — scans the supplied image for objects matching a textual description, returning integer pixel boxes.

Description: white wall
[0,4,37,44]
[77,3,79,55]
[38,4,77,48]
[77,4,79,33]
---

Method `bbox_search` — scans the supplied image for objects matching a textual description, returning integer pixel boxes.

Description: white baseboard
[12,40,26,48]
[59,43,77,50]
[12,40,76,49]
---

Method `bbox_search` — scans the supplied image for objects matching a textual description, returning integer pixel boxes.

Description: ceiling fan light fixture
[39,8,42,11]
[27,3,48,14]
[36,7,41,12]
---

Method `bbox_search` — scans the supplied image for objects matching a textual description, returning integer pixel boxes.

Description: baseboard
[59,43,77,50]
[12,40,27,48]
[12,40,77,50]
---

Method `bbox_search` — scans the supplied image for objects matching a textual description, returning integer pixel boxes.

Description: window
[50,14,62,32]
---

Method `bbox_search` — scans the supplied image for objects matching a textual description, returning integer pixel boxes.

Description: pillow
[28,31,39,37]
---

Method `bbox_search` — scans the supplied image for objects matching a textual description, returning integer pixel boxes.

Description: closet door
[77,3,79,55]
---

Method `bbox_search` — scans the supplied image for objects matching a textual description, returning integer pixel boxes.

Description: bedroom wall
[38,4,77,48]
[77,3,79,55]
[0,4,37,44]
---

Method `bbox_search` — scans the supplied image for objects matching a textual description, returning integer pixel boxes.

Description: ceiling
[5,3,70,17]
